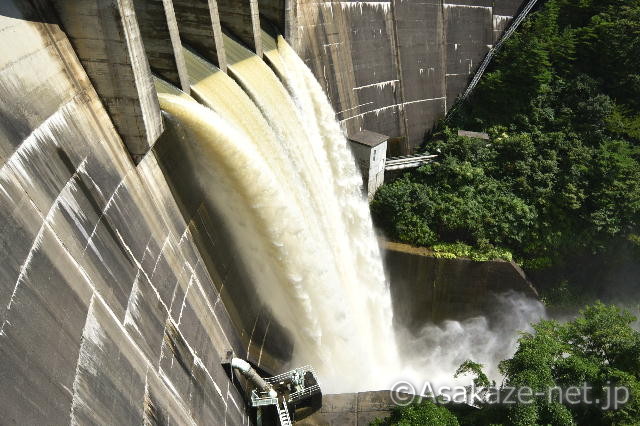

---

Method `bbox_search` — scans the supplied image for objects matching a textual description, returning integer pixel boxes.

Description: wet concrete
[296,390,402,425]
[0,0,533,422]
[0,3,251,423]
[48,0,164,157]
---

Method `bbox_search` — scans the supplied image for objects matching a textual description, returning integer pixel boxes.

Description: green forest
[374,303,640,425]
[371,0,640,274]
[371,1,640,423]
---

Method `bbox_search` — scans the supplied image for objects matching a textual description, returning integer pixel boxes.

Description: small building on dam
[0,0,527,424]
[348,130,388,199]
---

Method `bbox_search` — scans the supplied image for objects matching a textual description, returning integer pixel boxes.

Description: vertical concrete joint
[389,0,410,154]
[249,0,263,57]
[209,0,228,72]
[172,0,228,72]
[51,0,164,158]
[283,0,297,47]
[133,0,191,93]
[162,0,191,92]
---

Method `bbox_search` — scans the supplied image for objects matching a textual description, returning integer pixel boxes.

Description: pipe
[231,358,278,398]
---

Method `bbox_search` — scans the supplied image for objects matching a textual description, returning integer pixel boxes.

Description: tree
[486,303,639,425]
[371,400,460,426]
[372,0,640,270]
[372,304,640,425]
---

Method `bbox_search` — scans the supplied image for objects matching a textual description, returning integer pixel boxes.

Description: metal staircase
[247,364,320,426]
[276,401,292,426]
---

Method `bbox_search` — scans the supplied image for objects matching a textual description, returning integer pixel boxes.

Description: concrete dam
[0,0,526,424]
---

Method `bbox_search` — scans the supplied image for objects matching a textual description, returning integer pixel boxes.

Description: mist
[393,291,546,391]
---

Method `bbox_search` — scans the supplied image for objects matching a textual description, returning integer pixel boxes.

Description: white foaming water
[159,92,400,392]
[396,291,546,391]
[158,35,545,394]
[267,36,548,393]
[275,36,400,366]
[157,33,402,392]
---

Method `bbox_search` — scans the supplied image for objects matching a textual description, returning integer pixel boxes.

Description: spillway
[0,0,537,422]
[156,36,400,393]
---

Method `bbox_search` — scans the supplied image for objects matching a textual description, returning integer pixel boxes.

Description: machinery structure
[231,358,321,426]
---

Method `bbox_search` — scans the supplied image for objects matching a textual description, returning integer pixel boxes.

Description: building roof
[348,130,389,147]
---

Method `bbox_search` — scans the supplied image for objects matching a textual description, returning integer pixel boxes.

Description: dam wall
[48,0,164,158]
[291,0,525,153]
[152,108,294,373]
[172,0,228,71]
[0,2,283,423]
[132,0,191,92]
[45,0,527,158]
[0,0,533,422]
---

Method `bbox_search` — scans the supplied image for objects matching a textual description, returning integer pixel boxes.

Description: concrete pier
[49,0,163,158]
[218,0,263,57]
[173,0,228,72]
[50,0,525,156]
[259,0,287,35]
[132,0,191,92]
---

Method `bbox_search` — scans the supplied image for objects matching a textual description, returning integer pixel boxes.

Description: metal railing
[264,365,317,384]
[385,154,438,171]
[289,384,321,403]
[250,390,278,407]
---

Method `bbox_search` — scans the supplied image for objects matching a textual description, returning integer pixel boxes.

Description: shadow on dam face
[153,109,294,373]
[0,1,56,23]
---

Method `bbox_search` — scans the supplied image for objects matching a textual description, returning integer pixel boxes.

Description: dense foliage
[371,400,460,426]
[494,303,640,425]
[371,0,640,267]
[373,303,640,425]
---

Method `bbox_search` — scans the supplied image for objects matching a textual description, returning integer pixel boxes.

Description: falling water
[157,35,401,392]
[270,38,548,393]
[154,32,550,396]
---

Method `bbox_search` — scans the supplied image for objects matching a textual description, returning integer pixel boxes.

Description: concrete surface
[348,130,388,199]
[173,0,228,72]
[153,110,295,374]
[0,0,534,423]
[102,0,522,154]
[290,0,526,153]
[0,3,250,423]
[132,0,191,92]
[218,0,263,56]
[48,0,163,157]
[296,391,404,425]
[383,241,539,329]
